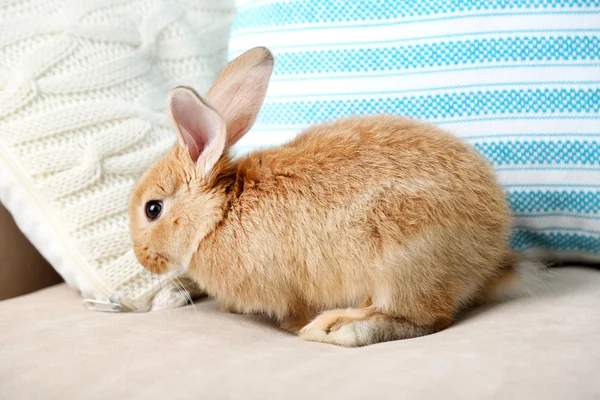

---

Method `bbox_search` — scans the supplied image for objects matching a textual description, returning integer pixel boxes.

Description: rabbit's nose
[141,250,170,275]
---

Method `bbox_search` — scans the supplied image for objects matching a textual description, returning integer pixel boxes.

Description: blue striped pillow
[229,0,600,263]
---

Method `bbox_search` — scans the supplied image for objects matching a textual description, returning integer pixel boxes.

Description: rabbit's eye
[145,200,162,221]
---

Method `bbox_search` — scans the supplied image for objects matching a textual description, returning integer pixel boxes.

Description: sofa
[2,0,600,398]
[1,202,599,399]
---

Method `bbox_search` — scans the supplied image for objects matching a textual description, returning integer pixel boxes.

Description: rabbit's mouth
[134,245,172,275]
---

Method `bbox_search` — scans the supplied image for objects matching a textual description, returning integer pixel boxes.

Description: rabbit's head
[129,47,274,274]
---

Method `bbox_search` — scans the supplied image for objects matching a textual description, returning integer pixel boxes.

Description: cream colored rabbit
[129,47,543,347]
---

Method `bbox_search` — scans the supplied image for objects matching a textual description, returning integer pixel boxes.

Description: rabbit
[129,47,545,347]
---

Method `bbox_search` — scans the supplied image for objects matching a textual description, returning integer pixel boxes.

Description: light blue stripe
[233,0,600,32]
[235,0,600,30]
[514,226,600,234]
[510,229,600,254]
[267,82,600,100]
[250,118,600,134]
[508,190,600,213]
[474,140,600,166]
[515,213,600,219]
[249,118,600,132]
[495,166,600,171]
[270,36,599,76]
[257,88,600,125]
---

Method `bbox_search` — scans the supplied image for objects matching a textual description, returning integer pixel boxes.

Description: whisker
[157,275,173,318]
[173,276,193,305]
[169,276,184,302]
[171,276,199,315]
[176,276,199,314]
[152,274,168,321]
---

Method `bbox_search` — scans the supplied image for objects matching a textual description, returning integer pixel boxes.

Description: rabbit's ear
[207,47,274,147]
[168,87,227,176]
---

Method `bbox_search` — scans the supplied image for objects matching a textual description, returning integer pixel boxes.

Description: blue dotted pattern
[474,140,600,166]
[234,0,600,31]
[274,36,599,76]
[508,190,600,214]
[511,229,600,253]
[258,88,600,125]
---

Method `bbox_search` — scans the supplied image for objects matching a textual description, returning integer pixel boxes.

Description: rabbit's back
[238,115,508,230]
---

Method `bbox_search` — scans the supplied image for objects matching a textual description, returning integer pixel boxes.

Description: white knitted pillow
[0,0,235,311]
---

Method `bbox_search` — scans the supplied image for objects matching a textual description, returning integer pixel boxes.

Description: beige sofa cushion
[0,203,61,300]
[1,266,599,400]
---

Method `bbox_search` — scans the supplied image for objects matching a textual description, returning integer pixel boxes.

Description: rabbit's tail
[483,252,550,302]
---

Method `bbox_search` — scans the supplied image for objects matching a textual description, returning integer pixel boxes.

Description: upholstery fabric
[0,266,598,399]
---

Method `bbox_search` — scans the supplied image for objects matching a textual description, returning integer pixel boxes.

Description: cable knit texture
[0,0,235,311]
